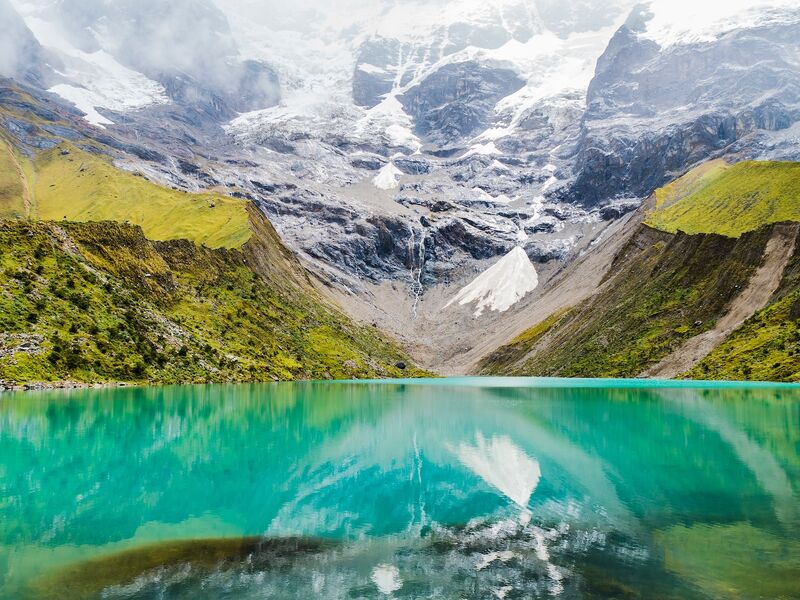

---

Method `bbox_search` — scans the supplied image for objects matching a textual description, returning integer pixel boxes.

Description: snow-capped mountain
[5,0,634,294]
[2,0,800,367]
[212,0,638,296]
[569,0,800,204]
[7,0,280,123]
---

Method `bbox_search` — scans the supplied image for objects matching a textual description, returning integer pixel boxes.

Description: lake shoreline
[3,374,800,395]
[0,380,136,393]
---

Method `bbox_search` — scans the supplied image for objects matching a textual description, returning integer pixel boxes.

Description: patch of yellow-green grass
[511,308,572,346]
[653,159,729,209]
[0,139,27,219]
[32,145,251,249]
[647,161,800,237]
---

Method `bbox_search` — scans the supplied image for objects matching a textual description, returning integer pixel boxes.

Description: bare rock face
[352,38,403,109]
[400,61,526,146]
[565,7,800,205]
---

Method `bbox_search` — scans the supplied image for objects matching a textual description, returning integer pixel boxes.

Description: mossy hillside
[481,160,800,381]
[684,290,800,382]
[684,240,800,382]
[653,158,728,209]
[477,308,572,375]
[29,146,251,249]
[0,221,423,385]
[646,161,800,238]
[480,225,771,378]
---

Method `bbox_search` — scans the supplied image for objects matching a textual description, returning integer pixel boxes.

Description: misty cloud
[9,0,280,115]
[0,0,52,85]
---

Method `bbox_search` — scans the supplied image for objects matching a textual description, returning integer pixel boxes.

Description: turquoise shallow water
[1,378,799,599]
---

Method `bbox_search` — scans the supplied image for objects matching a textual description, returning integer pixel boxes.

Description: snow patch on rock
[461,141,501,158]
[14,13,167,127]
[372,163,403,190]
[445,246,539,317]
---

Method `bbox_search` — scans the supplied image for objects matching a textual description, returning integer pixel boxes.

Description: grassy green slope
[31,146,251,249]
[2,80,252,249]
[479,226,772,378]
[653,158,729,210]
[684,291,800,381]
[0,220,424,385]
[481,159,800,381]
[646,161,800,238]
[685,242,800,382]
[476,309,572,375]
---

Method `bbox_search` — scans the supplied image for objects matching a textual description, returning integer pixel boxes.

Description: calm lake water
[1,378,799,599]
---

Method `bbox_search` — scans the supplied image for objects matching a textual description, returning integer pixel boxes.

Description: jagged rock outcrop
[401,61,526,145]
[565,6,800,205]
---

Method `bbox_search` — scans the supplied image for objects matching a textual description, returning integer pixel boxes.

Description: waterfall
[407,223,427,319]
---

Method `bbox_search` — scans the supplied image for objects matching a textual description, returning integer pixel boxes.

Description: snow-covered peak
[445,247,539,317]
[636,0,800,47]
[221,0,636,151]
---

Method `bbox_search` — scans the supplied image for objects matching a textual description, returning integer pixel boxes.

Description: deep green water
[1,378,799,599]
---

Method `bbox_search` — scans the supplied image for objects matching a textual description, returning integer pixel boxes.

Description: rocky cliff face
[400,61,526,146]
[565,4,800,205]
[214,0,635,295]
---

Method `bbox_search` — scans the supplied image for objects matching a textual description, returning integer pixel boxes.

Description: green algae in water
[29,537,333,600]
[656,523,800,599]
[1,379,799,599]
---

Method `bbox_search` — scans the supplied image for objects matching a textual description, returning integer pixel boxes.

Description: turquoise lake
[1,378,799,599]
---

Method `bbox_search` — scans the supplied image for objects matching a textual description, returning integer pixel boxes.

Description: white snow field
[372,162,403,190]
[445,246,539,317]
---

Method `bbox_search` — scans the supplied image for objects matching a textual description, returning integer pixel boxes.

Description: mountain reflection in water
[0,378,798,599]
